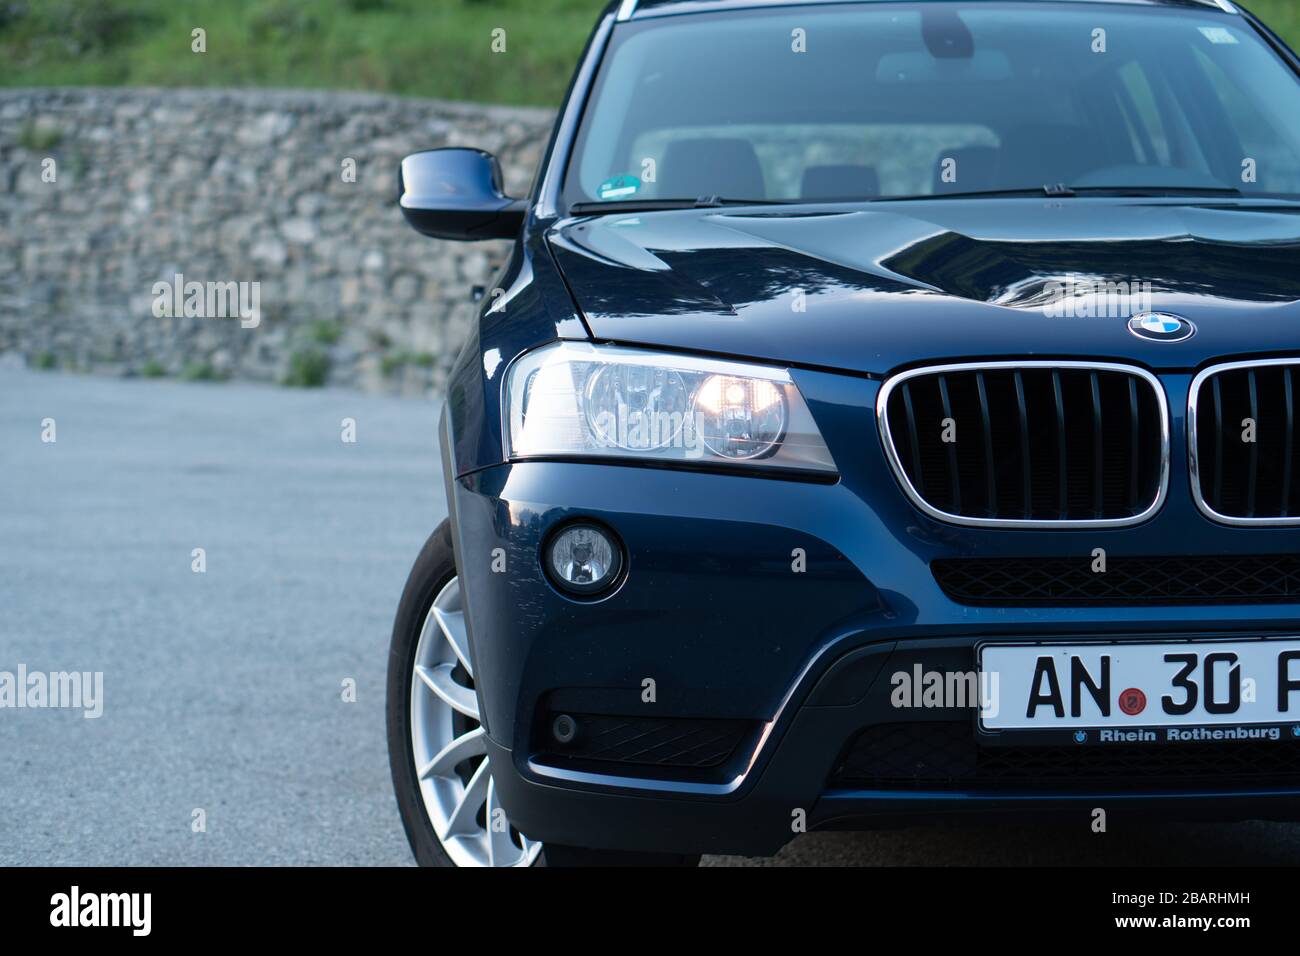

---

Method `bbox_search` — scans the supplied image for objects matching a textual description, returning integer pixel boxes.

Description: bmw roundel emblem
[1128,312,1196,343]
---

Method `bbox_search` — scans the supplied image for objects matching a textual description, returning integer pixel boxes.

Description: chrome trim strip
[876,361,1171,530]
[616,0,1237,17]
[1188,357,1300,527]
[527,638,833,795]
[616,0,639,21]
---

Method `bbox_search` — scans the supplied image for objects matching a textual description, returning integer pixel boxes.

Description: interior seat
[932,145,1001,193]
[801,164,880,200]
[657,137,767,201]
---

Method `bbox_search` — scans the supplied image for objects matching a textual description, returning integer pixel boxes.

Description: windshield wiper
[1066,185,1244,198]
[568,196,793,216]
[571,184,1254,215]
[872,186,1071,202]
[874,183,1251,203]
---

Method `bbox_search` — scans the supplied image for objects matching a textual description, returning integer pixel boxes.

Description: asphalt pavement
[4,367,1300,866]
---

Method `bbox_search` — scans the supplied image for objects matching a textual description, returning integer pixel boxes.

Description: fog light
[545,523,622,595]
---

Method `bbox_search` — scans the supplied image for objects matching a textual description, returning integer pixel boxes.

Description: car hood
[547,199,1300,374]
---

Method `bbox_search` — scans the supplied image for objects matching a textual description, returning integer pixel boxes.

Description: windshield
[562,2,1300,209]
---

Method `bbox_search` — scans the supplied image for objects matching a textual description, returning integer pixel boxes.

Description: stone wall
[0,88,555,393]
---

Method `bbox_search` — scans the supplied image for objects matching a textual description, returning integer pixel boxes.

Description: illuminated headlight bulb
[695,375,787,459]
[545,524,623,595]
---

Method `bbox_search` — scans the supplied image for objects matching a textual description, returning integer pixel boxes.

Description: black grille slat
[1052,371,1068,518]
[976,372,997,517]
[831,722,1300,793]
[1089,371,1104,519]
[1194,361,1300,521]
[900,382,925,499]
[937,374,961,514]
[1128,378,1141,513]
[934,554,1300,606]
[1013,371,1032,519]
[1212,375,1225,508]
[1247,369,1259,517]
[884,365,1163,524]
[1285,367,1295,518]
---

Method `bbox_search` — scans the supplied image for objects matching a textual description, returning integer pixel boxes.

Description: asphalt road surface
[5,367,1300,866]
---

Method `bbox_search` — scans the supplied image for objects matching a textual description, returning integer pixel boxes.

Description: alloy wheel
[409,575,541,867]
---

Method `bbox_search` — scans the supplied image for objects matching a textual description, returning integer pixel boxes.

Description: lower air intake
[831,721,1300,792]
[933,554,1300,606]
[536,712,751,770]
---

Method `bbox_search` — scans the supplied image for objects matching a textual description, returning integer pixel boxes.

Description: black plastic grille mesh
[933,554,1300,606]
[1194,362,1300,520]
[832,721,1300,792]
[883,366,1164,522]
[538,712,750,769]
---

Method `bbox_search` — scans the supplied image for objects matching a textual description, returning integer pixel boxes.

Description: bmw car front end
[387,0,1300,866]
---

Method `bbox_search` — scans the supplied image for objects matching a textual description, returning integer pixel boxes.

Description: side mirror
[398,148,527,241]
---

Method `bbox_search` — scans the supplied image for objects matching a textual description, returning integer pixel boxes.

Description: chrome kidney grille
[1191,359,1300,525]
[877,362,1169,528]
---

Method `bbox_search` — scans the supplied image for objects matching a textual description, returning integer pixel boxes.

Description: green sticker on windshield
[597,174,641,201]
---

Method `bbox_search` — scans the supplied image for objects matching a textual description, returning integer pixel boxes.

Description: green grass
[0,1,1296,108]
[180,361,229,382]
[17,120,62,150]
[1250,0,1300,44]
[306,319,343,346]
[282,348,330,387]
[380,350,435,377]
[0,0,601,107]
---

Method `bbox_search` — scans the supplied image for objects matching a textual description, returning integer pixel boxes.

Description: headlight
[504,342,837,475]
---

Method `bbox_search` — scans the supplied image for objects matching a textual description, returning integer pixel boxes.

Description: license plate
[978,638,1300,733]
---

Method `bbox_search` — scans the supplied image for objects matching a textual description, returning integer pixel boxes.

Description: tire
[387,519,699,868]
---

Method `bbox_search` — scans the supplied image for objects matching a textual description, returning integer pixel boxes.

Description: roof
[615,0,1239,23]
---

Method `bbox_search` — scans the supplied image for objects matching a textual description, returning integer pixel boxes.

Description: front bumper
[445,367,1300,856]
[485,636,1300,856]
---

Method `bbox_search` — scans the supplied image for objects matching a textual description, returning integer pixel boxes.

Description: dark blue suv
[385,0,1300,866]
